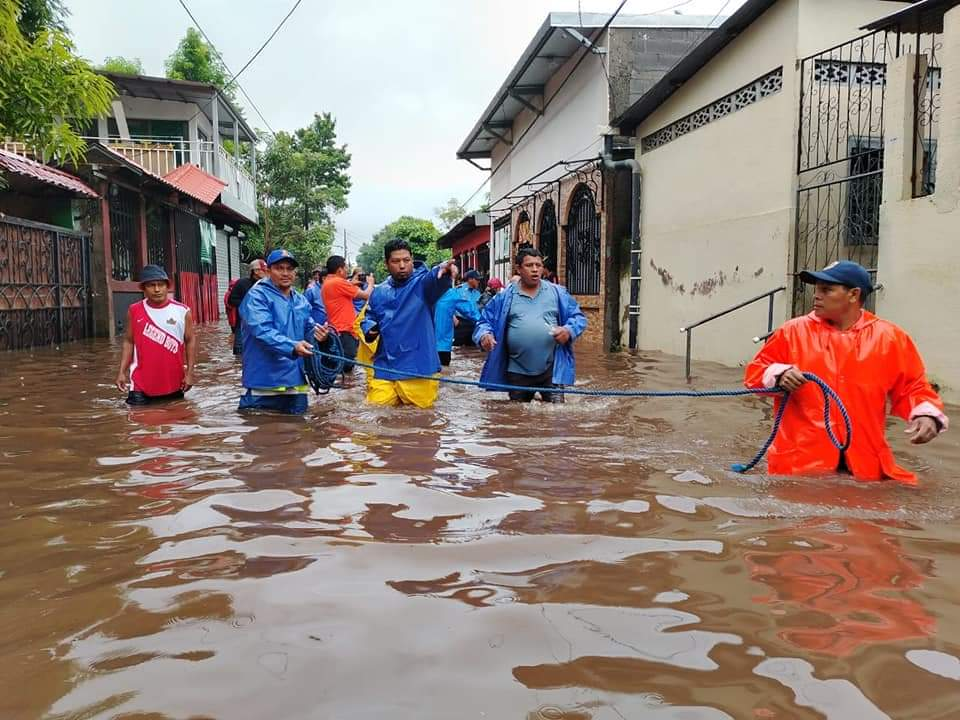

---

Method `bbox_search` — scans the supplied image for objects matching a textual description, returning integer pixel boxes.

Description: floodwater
[2,324,960,720]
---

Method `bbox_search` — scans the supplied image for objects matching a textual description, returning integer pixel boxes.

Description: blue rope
[303,331,345,395]
[310,347,852,474]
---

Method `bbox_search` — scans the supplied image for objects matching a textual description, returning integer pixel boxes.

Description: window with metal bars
[564,186,600,295]
[538,200,558,275]
[108,185,138,281]
[145,201,169,269]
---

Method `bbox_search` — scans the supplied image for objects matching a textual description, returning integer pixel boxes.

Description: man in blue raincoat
[361,238,456,408]
[434,269,481,367]
[452,269,483,348]
[303,267,328,325]
[238,248,330,415]
[474,246,587,403]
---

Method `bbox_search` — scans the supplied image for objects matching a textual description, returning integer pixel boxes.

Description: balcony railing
[217,144,256,209]
[78,136,255,209]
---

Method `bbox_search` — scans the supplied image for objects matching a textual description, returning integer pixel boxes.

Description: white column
[211,93,221,178]
[936,6,960,211]
[882,53,923,204]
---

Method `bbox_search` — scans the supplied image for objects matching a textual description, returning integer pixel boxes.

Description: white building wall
[876,16,960,403]
[632,0,918,370]
[215,229,230,313]
[634,0,799,368]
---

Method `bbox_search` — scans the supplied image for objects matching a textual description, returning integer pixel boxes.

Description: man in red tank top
[115,265,197,405]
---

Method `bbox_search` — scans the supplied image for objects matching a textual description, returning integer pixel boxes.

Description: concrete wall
[797,0,912,57]
[877,13,960,403]
[634,0,799,368]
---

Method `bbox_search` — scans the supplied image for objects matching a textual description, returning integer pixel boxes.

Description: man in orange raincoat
[745,261,948,484]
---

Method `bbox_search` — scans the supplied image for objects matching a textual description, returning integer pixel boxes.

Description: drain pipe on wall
[601,135,642,350]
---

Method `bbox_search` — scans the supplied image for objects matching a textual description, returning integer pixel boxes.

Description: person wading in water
[115,265,197,405]
[238,249,331,415]
[361,239,456,408]
[474,246,586,403]
[745,260,947,484]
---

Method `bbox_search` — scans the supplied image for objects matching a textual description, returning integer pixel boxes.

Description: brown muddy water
[2,323,960,720]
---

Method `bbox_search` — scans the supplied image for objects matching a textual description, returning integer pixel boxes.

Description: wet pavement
[2,323,960,719]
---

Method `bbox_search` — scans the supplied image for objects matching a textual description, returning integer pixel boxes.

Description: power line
[225,0,303,87]
[176,0,278,137]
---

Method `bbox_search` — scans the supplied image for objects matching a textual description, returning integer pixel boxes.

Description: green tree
[434,196,466,231]
[244,113,352,275]
[356,216,448,279]
[0,0,114,164]
[100,55,144,75]
[15,0,66,41]
[165,27,234,98]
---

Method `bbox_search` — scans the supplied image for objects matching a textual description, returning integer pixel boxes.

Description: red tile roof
[0,149,98,198]
[163,163,227,205]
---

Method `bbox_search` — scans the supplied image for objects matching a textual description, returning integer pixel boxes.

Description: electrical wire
[177,0,278,137]
[225,0,303,87]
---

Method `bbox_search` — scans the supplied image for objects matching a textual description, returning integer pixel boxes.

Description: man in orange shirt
[322,255,372,372]
[745,261,947,484]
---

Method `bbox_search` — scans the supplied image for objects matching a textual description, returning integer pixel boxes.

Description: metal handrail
[681,286,786,380]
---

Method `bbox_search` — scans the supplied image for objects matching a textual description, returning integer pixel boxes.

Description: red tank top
[129,299,189,396]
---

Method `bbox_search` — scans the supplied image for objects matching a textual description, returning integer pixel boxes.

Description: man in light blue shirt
[475,247,587,403]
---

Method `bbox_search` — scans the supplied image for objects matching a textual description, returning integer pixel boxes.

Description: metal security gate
[564,185,600,295]
[0,216,92,351]
[794,31,889,315]
[538,199,558,275]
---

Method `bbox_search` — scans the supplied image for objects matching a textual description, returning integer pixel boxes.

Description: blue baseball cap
[464,269,481,281]
[139,264,170,285]
[266,248,298,267]
[799,260,873,297]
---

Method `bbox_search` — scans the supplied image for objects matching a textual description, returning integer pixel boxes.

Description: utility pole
[343,228,348,265]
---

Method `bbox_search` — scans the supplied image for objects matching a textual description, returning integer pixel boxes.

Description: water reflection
[1,325,959,719]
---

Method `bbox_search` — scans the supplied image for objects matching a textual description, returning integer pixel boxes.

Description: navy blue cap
[799,260,873,297]
[266,248,298,267]
[464,269,481,281]
[139,264,169,284]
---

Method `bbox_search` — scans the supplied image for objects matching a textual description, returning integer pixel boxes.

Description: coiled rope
[305,344,851,474]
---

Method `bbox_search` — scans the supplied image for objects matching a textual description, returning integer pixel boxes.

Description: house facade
[0,73,259,348]
[437,213,491,276]
[612,0,954,371]
[457,12,722,349]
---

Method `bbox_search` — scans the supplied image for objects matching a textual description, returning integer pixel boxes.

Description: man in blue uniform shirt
[362,239,456,408]
[238,248,330,415]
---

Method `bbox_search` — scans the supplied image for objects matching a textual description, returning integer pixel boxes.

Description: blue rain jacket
[304,283,327,325]
[364,262,452,381]
[473,280,587,387]
[239,278,315,389]
[434,285,481,352]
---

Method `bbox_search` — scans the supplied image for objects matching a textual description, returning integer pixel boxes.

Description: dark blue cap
[464,269,481,281]
[139,264,169,284]
[799,260,873,297]
[266,248,298,267]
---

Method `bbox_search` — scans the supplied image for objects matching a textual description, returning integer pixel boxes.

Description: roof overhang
[458,11,724,159]
[0,149,99,198]
[100,72,258,143]
[862,0,960,34]
[437,212,490,249]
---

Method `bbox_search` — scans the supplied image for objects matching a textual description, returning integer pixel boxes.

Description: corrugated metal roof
[457,12,724,160]
[437,212,490,249]
[0,149,98,198]
[163,163,227,205]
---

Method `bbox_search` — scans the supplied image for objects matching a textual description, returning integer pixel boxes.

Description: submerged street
[2,324,960,719]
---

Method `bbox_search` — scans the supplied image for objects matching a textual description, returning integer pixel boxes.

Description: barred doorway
[794,32,888,315]
[538,199,558,276]
[564,185,600,295]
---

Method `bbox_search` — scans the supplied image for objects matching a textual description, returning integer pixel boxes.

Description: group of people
[115,249,948,486]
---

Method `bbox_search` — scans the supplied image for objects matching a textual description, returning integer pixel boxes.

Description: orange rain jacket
[745,311,948,485]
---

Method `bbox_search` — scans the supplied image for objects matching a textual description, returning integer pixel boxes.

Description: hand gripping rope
[303,341,852,474]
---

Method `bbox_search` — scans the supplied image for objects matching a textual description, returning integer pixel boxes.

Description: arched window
[565,185,600,295]
[538,200,558,275]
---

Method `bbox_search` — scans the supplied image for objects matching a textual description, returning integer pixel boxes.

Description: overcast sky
[66,0,746,259]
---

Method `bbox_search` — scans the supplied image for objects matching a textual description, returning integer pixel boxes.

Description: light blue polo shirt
[506,282,559,375]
